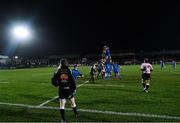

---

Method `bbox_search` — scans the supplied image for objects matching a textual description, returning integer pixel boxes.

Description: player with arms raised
[102,45,112,63]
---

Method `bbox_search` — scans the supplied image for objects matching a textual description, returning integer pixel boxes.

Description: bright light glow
[11,24,32,41]
[14,56,18,59]
[13,26,30,39]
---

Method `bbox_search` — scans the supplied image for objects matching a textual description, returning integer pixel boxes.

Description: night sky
[0,0,180,56]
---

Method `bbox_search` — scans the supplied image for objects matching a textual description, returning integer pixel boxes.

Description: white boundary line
[169,71,180,75]
[38,96,58,107]
[0,82,9,83]
[38,80,89,107]
[77,80,89,88]
[83,84,125,87]
[0,102,180,120]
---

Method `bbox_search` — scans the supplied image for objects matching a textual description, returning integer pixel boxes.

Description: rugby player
[140,58,153,93]
[113,62,121,79]
[71,64,83,81]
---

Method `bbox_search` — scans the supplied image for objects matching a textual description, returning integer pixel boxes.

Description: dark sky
[0,0,180,56]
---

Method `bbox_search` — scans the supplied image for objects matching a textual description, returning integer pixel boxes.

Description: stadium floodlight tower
[5,21,34,56]
[10,23,33,43]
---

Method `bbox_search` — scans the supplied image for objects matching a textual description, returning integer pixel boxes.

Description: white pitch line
[38,95,58,107]
[0,82,9,83]
[0,102,180,120]
[83,84,125,87]
[38,80,89,107]
[169,71,180,75]
[77,80,89,88]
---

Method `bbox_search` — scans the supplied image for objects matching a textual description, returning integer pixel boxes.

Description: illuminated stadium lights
[14,56,18,59]
[10,24,33,42]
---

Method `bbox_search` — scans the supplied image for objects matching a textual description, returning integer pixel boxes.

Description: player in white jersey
[140,58,153,93]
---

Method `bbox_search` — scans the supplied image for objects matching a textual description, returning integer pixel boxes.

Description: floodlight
[14,56,18,59]
[11,24,32,41]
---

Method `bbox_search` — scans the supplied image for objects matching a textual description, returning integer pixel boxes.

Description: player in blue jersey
[102,45,112,63]
[105,46,112,63]
[160,60,165,70]
[113,62,121,79]
[71,64,83,81]
[172,60,176,70]
[105,62,111,80]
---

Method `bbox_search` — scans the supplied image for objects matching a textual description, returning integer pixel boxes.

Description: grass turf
[0,64,179,122]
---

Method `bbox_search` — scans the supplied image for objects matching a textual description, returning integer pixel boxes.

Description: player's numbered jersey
[141,63,153,74]
[60,73,69,83]
[57,68,74,89]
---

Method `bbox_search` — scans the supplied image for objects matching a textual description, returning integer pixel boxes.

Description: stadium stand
[0,50,180,69]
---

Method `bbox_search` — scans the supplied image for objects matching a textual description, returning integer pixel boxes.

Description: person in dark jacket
[53,59,79,122]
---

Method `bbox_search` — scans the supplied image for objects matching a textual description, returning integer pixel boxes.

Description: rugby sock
[108,75,110,80]
[72,107,78,115]
[146,85,149,90]
[60,109,65,121]
[92,77,94,83]
[89,76,93,82]
[142,83,146,88]
[102,75,104,79]
[73,107,80,118]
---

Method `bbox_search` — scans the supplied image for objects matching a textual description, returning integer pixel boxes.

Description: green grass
[0,65,180,122]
